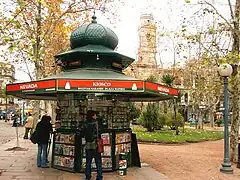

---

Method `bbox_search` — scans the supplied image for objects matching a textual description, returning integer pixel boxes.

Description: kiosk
[6,14,179,173]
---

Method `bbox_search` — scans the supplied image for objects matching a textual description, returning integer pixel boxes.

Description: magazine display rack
[52,131,76,172]
[81,132,113,171]
[115,131,132,169]
[52,93,132,173]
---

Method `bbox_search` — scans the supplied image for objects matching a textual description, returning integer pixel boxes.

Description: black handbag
[30,131,38,144]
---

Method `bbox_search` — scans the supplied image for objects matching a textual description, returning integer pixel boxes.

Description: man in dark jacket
[82,110,103,180]
[35,115,53,168]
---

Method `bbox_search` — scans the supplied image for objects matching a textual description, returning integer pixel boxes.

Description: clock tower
[137,14,157,67]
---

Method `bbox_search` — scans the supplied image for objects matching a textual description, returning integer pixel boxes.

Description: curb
[137,138,224,145]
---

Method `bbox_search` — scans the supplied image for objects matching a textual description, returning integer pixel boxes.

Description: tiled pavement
[0,137,168,180]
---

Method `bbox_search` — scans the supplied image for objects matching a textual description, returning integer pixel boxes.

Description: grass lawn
[132,126,224,143]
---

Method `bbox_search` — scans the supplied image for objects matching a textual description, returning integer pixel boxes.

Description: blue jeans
[37,144,48,167]
[85,150,103,180]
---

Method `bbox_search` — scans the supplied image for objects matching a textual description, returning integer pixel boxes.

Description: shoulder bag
[30,130,38,144]
[96,122,104,153]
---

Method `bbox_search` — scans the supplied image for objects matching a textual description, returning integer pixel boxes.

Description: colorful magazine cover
[54,156,61,166]
[82,158,86,168]
[126,133,131,142]
[102,158,112,168]
[103,146,111,156]
[55,133,61,142]
[54,156,75,169]
[68,134,75,144]
[63,146,69,155]
[60,134,65,143]
[101,133,110,145]
[115,134,121,144]
[55,144,64,155]
[115,144,124,155]
[69,146,75,156]
[64,157,74,168]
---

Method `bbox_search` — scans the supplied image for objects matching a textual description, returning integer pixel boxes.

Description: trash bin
[119,153,128,176]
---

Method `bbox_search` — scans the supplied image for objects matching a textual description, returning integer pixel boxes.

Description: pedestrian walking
[12,114,20,127]
[82,110,103,180]
[35,115,53,168]
[23,113,33,139]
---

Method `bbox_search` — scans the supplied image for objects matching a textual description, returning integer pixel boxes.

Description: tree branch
[42,2,89,41]
[202,1,238,38]
[0,3,28,32]
[228,0,234,20]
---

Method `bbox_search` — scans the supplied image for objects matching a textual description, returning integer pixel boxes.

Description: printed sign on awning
[57,80,144,92]
[145,82,178,97]
[6,80,56,94]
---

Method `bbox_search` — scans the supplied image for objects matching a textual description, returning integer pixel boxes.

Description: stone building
[125,13,183,86]
[125,14,159,80]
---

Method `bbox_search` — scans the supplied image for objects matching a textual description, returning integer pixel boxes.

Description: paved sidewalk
[0,137,168,180]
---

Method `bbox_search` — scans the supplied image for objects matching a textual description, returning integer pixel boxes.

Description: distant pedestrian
[12,114,20,127]
[35,115,53,168]
[22,113,28,125]
[23,113,33,139]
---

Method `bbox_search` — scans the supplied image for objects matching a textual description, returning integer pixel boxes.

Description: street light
[217,63,233,174]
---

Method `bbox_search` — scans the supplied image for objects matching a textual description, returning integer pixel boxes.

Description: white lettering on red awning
[92,82,112,87]
[20,84,38,90]
[157,86,170,93]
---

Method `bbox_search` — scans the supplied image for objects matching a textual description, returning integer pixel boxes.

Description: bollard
[119,153,128,176]
[237,142,240,168]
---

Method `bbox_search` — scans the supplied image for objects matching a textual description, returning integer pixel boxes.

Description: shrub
[165,111,184,130]
[156,113,167,130]
[127,102,141,121]
[138,102,159,132]
[215,118,223,127]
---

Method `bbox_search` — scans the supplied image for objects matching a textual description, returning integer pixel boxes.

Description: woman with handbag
[82,110,103,180]
[35,115,53,168]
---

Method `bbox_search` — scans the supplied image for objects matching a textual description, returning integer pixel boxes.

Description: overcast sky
[1,0,233,82]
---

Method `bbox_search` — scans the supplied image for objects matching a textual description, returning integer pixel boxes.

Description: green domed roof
[70,15,119,50]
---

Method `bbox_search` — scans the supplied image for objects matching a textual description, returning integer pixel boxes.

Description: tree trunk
[32,101,41,130]
[230,74,240,162]
[209,108,215,128]
[31,1,43,127]
[230,0,240,163]
[195,109,198,129]
[197,110,203,129]
[173,99,179,135]
[182,104,186,133]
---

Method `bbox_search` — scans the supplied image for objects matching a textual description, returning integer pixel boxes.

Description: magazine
[82,158,86,168]
[101,133,110,145]
[68,134,75,144]
[55,144,64,155]
[103,146,111,156]
[102,158,112,168]
[54,156,74,169]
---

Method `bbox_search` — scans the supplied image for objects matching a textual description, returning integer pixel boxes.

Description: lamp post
[217,63,233,174]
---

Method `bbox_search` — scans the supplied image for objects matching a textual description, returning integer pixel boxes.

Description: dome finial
[92,9,97,23]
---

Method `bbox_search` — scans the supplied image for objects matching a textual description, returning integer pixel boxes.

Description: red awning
[6,79,178,101]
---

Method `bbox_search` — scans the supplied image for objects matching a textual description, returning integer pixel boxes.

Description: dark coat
[82,118,102,143]
[35,119,53,144]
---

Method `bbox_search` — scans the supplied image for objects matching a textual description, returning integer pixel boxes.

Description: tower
[137,14,157,67]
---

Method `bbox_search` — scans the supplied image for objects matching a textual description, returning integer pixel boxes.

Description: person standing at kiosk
[82,110,103,180]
